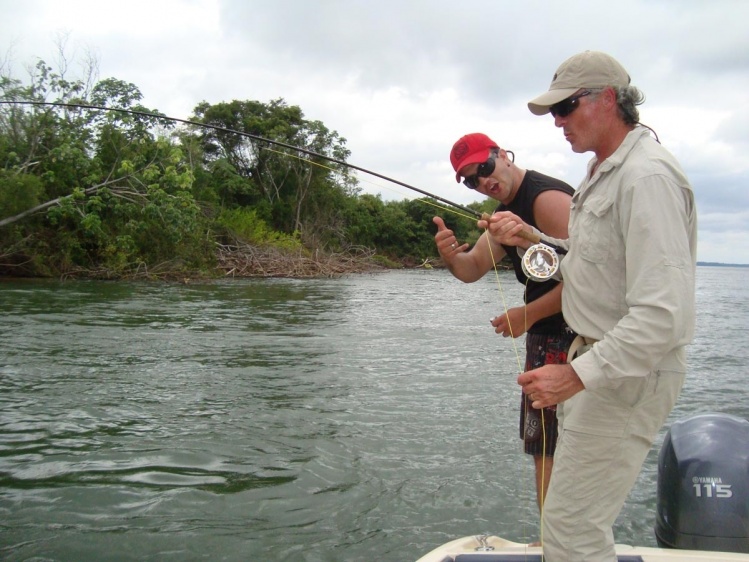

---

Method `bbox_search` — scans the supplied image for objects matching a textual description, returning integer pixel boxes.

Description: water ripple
[0,268,747,561]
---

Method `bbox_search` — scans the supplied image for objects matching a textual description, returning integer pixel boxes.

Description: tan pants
[541,369,685,562]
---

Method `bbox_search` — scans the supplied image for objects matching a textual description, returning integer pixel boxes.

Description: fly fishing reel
[479,212,565,282]
[521,242,559,282]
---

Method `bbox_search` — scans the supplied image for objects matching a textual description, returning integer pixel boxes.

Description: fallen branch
[216,243,383,278]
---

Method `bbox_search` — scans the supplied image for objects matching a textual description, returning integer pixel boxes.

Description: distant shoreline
[697,262,749,268]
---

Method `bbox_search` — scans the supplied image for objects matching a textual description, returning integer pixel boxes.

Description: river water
[1,266,747,561]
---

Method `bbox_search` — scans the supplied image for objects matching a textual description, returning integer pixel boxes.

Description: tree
[0,54,212,277]
[190,98,356,243]
[0,44,481,278]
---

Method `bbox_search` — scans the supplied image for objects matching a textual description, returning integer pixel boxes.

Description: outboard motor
[655,412,749,553]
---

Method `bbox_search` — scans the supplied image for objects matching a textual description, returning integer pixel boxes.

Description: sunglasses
[462,156,497,190]
[549,90,592,118]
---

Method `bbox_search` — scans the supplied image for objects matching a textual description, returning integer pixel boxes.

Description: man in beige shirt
[485,50,697,561]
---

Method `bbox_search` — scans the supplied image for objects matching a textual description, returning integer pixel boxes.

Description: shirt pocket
[576,196,614,263]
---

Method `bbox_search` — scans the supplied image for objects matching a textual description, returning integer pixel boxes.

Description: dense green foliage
[0,58,489,278]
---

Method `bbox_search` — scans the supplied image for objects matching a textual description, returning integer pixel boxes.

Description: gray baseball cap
[528,50,631,115]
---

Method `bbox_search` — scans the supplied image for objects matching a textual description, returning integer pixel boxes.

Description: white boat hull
[415,535,749,561]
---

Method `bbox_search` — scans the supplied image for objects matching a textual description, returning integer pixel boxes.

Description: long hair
[615,85,645,126]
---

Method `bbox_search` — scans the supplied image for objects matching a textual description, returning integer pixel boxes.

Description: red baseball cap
[450,133,499,182]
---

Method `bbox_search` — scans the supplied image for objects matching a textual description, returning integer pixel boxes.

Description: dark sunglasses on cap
[549,90,592,118]
[462,150,514,190]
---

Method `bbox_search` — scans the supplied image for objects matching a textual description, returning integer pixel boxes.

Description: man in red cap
[486,50,697,561]
[434,132,575,521]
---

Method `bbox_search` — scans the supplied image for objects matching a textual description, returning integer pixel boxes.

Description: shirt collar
[586,125,649,178]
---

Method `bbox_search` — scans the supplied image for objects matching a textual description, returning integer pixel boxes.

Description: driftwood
[216,243,384,278]
[1,240,389,281]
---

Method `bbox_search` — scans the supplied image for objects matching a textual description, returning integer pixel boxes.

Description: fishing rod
[1,100,484,219]
[1,100,567,279]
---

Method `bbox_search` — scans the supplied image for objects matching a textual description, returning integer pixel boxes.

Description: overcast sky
[2,0,748,263]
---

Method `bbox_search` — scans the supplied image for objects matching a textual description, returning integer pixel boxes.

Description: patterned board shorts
[520,329,577,457]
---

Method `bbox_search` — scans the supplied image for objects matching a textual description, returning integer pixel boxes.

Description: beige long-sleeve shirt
[547,126,697,390]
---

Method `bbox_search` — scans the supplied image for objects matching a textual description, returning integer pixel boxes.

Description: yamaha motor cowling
[655,412,749,553]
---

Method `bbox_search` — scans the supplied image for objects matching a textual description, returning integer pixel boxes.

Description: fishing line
[262,145,478,223]
[0,100,484,222]
[514,276,545,551]
[262,119,543,537]
[4,99,546,543]
[483,221,547,553]
[266,127,540,534]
